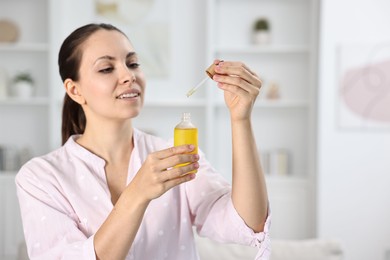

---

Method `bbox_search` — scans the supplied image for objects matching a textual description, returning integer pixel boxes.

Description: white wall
[318,1,390,259]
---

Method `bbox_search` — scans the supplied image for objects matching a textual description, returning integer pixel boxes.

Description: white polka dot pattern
[15,129,271,259]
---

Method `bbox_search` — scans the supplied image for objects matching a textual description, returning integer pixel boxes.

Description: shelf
[0,97,50,106]
[1,0,47,3]
[0,172,17,179]
[255,99,309,108]
[0,255,17,260]
[144,98,207,107]
[216,0,310,2]
[0,43,49,52]
[265,175,310,184]
[213,45,311,54]
[215,99,308,108]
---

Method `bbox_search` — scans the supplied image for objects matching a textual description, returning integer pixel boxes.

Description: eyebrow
[94,52,137,64]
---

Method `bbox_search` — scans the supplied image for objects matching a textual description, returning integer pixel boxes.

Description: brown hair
[58,23,126,145]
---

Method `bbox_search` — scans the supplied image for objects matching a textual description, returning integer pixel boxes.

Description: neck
[77,119,134,164]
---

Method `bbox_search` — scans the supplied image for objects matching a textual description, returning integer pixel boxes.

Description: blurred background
[0,0,389,259]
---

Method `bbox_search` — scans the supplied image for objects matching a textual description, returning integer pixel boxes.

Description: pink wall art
[336,43,390,131]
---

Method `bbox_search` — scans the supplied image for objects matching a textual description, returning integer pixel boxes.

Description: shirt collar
[65,135,106,168]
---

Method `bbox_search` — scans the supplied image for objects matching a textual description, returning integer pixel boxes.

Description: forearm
[231,118,268,232]
[94,187,149,260]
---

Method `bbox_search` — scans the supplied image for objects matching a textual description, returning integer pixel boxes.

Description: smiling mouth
[117,93,140,99]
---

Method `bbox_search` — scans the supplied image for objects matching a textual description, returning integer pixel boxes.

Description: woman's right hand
[129,144,199,202]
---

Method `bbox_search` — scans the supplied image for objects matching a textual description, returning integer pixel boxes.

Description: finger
[217,60,259,77]
[215,74,259,97]
[163,173,196,190]
[162,161,199,181]
[154,144,196,160]
[242,62,259,78]
[213,59,224,66]
[159,153,199,173]
[215,62,261,88]
[214,62,261,97]
[215,63,260,87]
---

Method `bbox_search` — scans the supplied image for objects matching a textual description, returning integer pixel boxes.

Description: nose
[120,65,136,85]
[123,74,136,84]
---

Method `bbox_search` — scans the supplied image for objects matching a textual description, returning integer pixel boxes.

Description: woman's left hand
[212,60,262,121]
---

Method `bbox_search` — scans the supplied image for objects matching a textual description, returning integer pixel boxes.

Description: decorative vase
[253,30,271,45]
[12,81,34,99]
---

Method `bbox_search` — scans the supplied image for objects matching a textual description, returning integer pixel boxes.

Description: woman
[16,23,270,260]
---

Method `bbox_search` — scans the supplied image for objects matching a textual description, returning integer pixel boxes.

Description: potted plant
[0,67,8,98]
[12,72,34,98]
[253,18,271,45]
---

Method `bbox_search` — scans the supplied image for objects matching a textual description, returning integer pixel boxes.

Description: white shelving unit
[0,0,57,257]
[0,173,23,260]
[205,0,319,239]
[0,0,52,174]
[0,1,53,258]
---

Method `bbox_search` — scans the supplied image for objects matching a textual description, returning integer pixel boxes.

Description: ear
[64,79,86,105]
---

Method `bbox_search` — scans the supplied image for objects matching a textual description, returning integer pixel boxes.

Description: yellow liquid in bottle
[174,128,198,174]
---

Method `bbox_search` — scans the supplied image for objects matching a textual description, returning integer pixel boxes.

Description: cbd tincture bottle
[174,112,198,174]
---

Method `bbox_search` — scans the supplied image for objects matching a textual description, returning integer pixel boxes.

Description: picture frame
[336,42,390,131]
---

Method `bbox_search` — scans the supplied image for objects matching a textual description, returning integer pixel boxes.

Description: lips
[116,90,140,99]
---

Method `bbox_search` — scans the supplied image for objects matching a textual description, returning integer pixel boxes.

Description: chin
[127,109,141,119]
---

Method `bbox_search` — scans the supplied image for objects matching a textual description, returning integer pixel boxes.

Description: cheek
[137,73,146,91]
[83,78,114,102]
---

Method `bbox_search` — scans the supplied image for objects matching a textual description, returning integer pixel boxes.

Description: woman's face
[74,29,146,122]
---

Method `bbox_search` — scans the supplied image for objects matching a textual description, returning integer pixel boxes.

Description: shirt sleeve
[15,165,97,260]
[185,151,271,259]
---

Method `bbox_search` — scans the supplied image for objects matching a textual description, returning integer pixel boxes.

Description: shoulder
[16,145,68,181]
[14,147,69,199]
[15,136,90,188]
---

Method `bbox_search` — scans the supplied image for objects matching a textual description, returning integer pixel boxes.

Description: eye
[127,62,140,69]
[99,67,114,73]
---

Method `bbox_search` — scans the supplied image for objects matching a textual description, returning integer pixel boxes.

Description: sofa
[195,234,343,260]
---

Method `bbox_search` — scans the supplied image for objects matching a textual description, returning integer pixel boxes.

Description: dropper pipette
[186,62,218,98]
[186,76,209,97]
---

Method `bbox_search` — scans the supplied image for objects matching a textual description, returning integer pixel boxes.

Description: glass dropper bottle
[174,112,198,174]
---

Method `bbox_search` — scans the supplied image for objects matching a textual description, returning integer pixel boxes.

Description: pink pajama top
[15,128,270,259]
